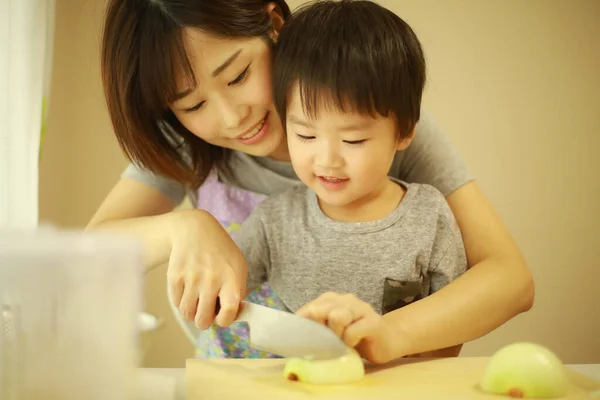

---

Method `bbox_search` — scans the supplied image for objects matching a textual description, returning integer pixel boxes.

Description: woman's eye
[296,134,315,142]
[229,65,250,86]
[183,101,205,114]
[181,64,251,113]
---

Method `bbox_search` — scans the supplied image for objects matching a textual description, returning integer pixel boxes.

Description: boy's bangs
[294,60,394,120]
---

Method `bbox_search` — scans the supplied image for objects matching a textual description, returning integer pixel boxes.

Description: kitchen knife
[175,299,350,360]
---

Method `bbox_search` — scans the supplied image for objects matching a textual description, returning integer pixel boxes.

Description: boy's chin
[314,192,358,209]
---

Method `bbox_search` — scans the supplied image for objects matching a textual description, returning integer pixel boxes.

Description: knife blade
[177,299,349,360]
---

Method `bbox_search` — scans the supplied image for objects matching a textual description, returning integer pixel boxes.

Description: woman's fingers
[166,210,249,329]
[171,262,243,329]
[195,273,221,330]
[166,252,185,308]
[167,271,184,309]
[179,274,201,321]
[214,275,241,327]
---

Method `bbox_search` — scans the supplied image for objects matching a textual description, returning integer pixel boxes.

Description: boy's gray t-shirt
[120,110,474,205]
[233,180,468,314]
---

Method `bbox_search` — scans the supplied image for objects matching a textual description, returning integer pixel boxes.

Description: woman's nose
[216,96,249,131]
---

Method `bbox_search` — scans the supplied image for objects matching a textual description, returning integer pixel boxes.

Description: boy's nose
[315,143,344,169]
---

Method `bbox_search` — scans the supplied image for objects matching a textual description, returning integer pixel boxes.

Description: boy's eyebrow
[288,114,374,131]
[288,115,314,128]
[337,121,374,131]
[173,49,243,103]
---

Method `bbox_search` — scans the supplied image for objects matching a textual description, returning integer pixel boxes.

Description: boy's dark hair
[272,0,426,139]
[102,1,291,189]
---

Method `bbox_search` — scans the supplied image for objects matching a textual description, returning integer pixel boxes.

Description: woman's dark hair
[272,0,426,140]
[101,1,291,189]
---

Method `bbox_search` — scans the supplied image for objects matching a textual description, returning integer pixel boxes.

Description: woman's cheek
[179,112,220,142]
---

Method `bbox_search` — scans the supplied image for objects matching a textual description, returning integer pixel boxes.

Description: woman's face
[169,28,287,159]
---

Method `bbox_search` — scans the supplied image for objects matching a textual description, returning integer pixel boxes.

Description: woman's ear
[266,3,285,41]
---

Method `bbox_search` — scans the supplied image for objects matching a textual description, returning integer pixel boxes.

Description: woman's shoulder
[388,109,474,196]
[219,151,301,196]
[120,162,187,205]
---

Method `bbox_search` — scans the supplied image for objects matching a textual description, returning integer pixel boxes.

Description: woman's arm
[86,177,249,327]
[385,181,535,358]
[86,177,180,269]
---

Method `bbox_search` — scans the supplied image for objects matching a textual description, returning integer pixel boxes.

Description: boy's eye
[296,134,315,142]
[344,139,367,145]
[229,65,250,86]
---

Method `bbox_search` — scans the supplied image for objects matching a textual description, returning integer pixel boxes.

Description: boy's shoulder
[402,180,447,205]
[400,180,457,225]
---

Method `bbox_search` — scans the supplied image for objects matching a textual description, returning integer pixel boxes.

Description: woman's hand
[297,292,397,364]
[167,209,248,330]
[86,178,247,330]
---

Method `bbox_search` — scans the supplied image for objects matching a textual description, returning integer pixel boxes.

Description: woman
[88,0,534,359]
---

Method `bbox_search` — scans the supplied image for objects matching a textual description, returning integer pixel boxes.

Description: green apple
[480,342,568,398]
[283,349,365,384]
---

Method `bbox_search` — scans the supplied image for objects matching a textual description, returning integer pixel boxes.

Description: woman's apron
[194,168,284,358]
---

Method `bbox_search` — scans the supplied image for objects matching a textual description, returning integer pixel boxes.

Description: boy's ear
[266,3,285,41]
[396,127,416,151]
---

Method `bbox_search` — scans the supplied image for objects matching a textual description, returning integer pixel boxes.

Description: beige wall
[39,0,600,367]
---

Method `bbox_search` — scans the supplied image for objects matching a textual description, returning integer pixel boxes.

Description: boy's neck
[267,140,292,162]
[318,179,406,223]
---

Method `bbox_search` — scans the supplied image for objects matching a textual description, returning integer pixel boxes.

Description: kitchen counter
[135,365,600,400]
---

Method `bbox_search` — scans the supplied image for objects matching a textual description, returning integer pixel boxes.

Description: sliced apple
[480,342,568,398]
[283,348,365,385]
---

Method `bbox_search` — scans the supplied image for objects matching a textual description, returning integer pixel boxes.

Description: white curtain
[0,0,55,228]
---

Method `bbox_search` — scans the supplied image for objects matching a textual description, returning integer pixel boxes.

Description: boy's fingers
[298,300,335,326]
[327,307,355,338]
[341,317,373,348]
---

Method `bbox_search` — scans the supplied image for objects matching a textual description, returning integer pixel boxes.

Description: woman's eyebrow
[211,49,242,77]
[173,88,194,103]
[173,49,243,103]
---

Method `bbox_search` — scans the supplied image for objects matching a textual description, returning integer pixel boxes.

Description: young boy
[234,0,468,363]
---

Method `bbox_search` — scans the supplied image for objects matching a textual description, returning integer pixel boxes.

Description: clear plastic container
[0,228,143,400]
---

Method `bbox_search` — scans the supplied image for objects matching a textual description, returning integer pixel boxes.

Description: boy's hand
[296,292,396,364]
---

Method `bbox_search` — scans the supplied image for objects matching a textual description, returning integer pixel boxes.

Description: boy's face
[286,84,411,209]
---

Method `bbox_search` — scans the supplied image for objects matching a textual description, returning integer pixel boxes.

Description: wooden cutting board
[186,357,600,399]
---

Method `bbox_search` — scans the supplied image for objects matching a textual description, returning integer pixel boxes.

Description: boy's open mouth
[319,176,348,183]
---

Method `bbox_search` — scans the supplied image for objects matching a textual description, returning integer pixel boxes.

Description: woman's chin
[237,131,286,158]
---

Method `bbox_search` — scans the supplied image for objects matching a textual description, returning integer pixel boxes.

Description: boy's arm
[232,208,271,297]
